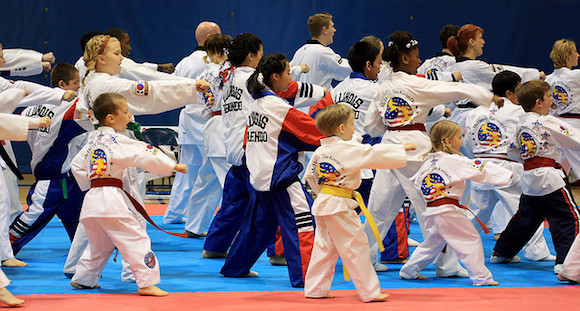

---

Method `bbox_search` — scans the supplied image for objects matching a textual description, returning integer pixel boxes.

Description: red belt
[212,111,222,117]
[387,123,426,132]
[90,178,186,238]
[427,198,490,234]
[523,157,562,171]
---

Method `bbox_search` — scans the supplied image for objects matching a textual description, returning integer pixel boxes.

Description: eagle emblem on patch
[143,144,158,155]
[134,81,149,96]
[144,252,156,269]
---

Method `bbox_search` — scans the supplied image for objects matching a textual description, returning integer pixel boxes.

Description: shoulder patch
[143,144,158,155]
[471,159,486,171]
[559,125,570,136]
[134,81,149,96]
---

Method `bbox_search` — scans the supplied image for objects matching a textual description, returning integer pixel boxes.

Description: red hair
[446,24,484,57]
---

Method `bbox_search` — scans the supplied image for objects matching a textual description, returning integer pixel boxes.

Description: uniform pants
[10,174,83,255]
[220,181,314,288]
[380,209,409,261]
[559,233,580,281]
[184,156,230,234]
[305,209,380,302]
[72,216,160,288]
[0,170,14,261]
[494,183,580,264]
[203,163,254,253]
[364,163,462,276]
[3,142,21,223]
[469,183,552,261]
[400,208,494,286]
[163,144,203,224]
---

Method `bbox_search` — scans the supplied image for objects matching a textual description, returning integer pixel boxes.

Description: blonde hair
[314,104,354,137]
[427,120,462,155]
[550,39,577,68]
[82,35,118,85]
[307,13,333,38]
[360,35,383,51]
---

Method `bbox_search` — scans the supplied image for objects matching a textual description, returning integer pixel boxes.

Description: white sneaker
[407,238,420,247]
[373,262,389,272]
[554,264,563,274]
[490,255,521,264]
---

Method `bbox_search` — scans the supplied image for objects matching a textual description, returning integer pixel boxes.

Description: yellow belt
[320,185,385,281]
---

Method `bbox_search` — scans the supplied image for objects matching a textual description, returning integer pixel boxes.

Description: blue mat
[6,216,564,296]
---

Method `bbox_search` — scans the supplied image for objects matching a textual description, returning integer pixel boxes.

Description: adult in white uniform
[1,48,55,77]
[164,21,222,225]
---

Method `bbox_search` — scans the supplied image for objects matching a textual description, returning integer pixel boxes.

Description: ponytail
[247,53,287,95]
[446,24,484,57]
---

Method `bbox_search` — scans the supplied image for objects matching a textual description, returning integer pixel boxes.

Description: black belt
[0,142,23,180]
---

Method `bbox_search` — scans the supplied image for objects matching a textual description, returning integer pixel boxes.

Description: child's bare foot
[70,281,100,289]
[369,293,390,302]
[489,281,499,286]
[306,293,335,299]
[138,285,169,296]
[416,274,427,280]
[557,274,579,283]
[2,258,28,267]
[0,288,24,307]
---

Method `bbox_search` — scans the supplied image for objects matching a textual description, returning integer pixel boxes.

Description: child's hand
[158,63,175,73]
[196,80,210,92]
[444,107,452,117]
[37,116,52,128]
[174,164,188,174]
[492,95,504,108]
[404,143,416,151]
[20,88,30,96]
[452,71,463,81]
[62,90,77,102]
[42,62,52,72]
[300,63,310,73]
[42,52,55,63]
[539,71,546,80]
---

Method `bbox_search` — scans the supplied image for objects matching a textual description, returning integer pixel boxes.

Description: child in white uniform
[70,93,187,296]
[400,120,512,285]
[304,104,413,302]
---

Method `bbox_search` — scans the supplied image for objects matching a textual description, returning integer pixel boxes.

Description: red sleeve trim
[276,81,299,98]
[282,107,325,146]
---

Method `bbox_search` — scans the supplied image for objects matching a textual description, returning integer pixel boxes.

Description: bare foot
[0,288,24,307]
[416,274,427,280]
[138,285,169,297]
[2,258,28,267]
[306,293,335,299]
[369,293,390,302]
[70,281,100,289]
[489,281,499,286]
[557,274,579,283]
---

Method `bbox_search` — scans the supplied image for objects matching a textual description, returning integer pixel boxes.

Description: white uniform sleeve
[284,81,326,109]
[116,137,176,176]
[449,155,512,186]
[426,104,446,123]
[321,49,352,81]
[120,60,183,81]
[425,70,455,82]
[406,74,494,108]
[0,113,29,141]
[494,64,540,83]
[290,65,302,79]
[0,78,65,108]
[71,144,91,191]
[364,90,389,137]
[89,75,199,115]
[0,88,27,113]
[355,143,407,170]
[1,49,43,77]
[142,62,159,71]
[544,116,580,151]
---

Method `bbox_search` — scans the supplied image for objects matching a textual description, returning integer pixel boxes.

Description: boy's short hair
[491,70,521,97]
[50,63,78,87]
[515,80,550,112]
[347,41,379,73]
[93,93,126,124]
[307,13,332,38]
[315,104,354,137]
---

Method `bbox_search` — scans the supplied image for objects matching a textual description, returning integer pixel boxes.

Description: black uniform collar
[306,39,323,45]
[455,56,473,63]
[194,46,206,52]
[435,51,453,57]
